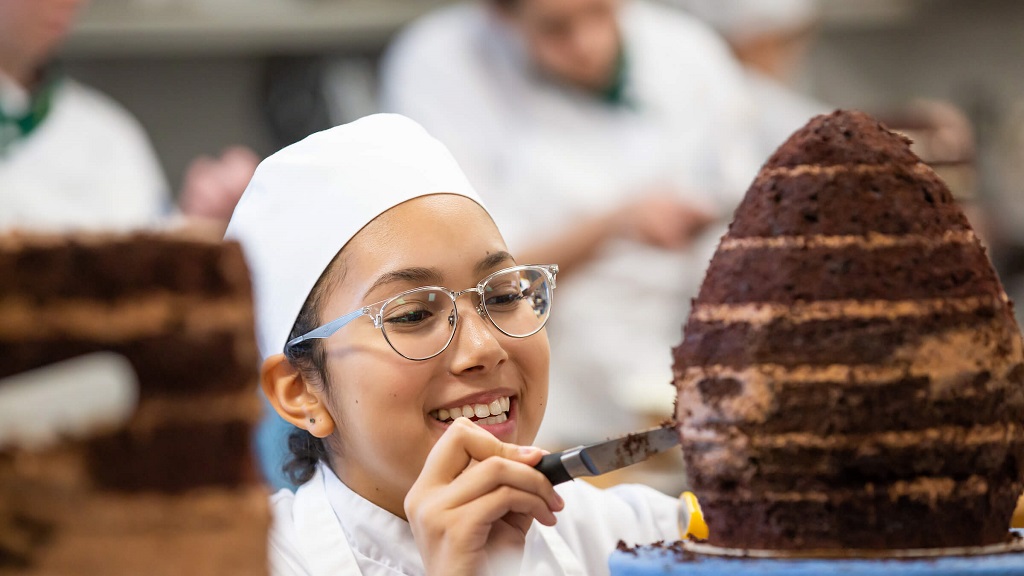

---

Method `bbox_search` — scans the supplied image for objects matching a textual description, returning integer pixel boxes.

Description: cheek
[323,348,436,441]
[510,332,550,394]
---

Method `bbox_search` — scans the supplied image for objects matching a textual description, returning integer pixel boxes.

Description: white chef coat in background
[268,464,681,576]
[0,72,170,232]
[380,0,763,446]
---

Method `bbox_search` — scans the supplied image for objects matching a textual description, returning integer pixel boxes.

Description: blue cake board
[609,532,1024,576]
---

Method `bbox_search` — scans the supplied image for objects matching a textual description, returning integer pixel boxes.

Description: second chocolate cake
[674,110,1024,550]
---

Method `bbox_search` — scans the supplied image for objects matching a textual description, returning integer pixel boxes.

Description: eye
[485,288,525,310]
[385,308,433,325]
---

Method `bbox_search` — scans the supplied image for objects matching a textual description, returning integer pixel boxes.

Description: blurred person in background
[380,0,762,451]
[673,0,829,153]
[0,0,255,232]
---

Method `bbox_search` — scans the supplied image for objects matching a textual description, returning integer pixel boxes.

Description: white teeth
[481,409,505,424]
[433,396,512,422]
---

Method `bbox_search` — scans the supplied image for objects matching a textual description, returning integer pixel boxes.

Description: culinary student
[226,114,689,576]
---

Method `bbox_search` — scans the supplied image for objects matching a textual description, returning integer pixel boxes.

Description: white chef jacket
[380,1,763,445]
[0,72,169,232]
[268,464,681,576]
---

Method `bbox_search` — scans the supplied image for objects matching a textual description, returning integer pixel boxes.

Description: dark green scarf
[0,69,60,156]
[598,48,631,108]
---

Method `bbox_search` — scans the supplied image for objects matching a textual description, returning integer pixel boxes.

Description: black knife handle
[535,453,573,485]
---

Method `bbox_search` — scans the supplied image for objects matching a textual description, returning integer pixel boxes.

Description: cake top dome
[725,110,971,242]
[764,109,919,169]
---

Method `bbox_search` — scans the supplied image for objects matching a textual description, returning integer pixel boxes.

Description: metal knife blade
[534,425,681,485]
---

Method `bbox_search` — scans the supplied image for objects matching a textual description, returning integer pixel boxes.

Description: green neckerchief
[598,47,631,108]
[0,68,61,156]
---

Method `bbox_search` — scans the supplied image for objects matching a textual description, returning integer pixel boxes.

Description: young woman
[226,114,682,576]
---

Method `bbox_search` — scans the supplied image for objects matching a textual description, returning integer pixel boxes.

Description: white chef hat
[225,114,485,360]
[675,0,819,41]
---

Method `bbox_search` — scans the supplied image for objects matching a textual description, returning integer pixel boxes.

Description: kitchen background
[63,0,1024,310]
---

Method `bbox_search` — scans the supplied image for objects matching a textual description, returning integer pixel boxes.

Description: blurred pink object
[179,146,260,221]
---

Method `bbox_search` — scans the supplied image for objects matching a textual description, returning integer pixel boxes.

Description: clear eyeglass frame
[284,264,558,361]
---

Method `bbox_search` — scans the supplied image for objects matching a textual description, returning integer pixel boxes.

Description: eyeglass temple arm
[285,307,367,351]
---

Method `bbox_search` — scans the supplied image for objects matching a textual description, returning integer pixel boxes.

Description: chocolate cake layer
[677,306,1001,368]
[0,460,269,575]
[730,163,967,238]
[697,240,999,304]
[683,423,1024,491]
[87,419,257,492]
[696,477,1021,550]
[680,369,1024,436]
[0,295,253,341]
[0,330,257,396]
[0,235,251,303]
[763,110,920,169]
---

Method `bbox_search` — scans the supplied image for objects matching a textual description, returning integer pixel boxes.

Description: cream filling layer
[698,475,989,504]
[0,295,253,341]
[430,396,511,425]
[682,421,1024,451]
[677,320,1024,424]
[754,161,934,183]
[717,229,976,252]
[690,294,1008,327]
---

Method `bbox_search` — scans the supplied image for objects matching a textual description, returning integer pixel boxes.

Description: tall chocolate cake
[0,232,268,574]
[674,110,1024,550]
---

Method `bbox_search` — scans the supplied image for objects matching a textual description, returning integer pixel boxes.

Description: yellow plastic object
[1012,493,1024,528]
[679,491,709,540]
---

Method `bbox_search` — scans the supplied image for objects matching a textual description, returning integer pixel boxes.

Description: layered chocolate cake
[0,232,268,574]
[674,110,1024,551]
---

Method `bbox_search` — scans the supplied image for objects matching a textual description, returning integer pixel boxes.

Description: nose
[447,292,508,374]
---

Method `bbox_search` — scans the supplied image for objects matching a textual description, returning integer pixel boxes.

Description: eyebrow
[475,251,515,276]
[363,251,516,301]
[364,267,443,300]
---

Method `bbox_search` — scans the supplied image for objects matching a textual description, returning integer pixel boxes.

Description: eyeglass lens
[379,267,552,360]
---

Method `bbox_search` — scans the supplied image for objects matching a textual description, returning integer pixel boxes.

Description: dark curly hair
[280,254,345,485]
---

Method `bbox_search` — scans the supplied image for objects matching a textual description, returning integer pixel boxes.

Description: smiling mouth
[429,396,511,425]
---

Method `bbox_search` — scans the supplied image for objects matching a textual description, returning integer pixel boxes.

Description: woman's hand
[405,417,565,576]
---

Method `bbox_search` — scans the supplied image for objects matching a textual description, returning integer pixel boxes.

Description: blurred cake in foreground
[674,110,1024,550]
[0,232,267,575]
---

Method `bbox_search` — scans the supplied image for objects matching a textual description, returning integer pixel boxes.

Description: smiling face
[315,194,550,516]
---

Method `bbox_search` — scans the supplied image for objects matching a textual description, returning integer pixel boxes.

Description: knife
[534,425,681,485]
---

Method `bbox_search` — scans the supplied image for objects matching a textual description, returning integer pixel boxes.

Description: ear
[261,353,336,439]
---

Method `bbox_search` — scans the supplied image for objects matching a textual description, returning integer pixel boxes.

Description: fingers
[420,417,545,484]
[464,485,559,528]
[405,418,562,575]
[437,450,564,513]
[179,147,260,219]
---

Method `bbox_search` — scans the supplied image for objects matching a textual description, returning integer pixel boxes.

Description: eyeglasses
[285,264,558,361]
